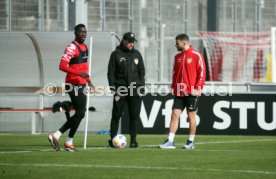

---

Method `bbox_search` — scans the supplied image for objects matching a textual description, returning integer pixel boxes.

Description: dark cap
[123,32,137,42]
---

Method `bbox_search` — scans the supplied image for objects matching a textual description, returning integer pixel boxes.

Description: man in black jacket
[107,32,145,148]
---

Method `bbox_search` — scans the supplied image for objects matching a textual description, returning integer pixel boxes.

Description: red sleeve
[59,43,79,75]
[59,60,79,75]
[195,53,206,89]
[171,57,176,89]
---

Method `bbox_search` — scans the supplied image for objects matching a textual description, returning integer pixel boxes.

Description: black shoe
[107,139,115,148]
[130,141,139,148]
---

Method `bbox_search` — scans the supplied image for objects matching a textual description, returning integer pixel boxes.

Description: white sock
[188,135,195,142]
[66,137,73,145]
[168,133,175,143]
[53,130,62,140]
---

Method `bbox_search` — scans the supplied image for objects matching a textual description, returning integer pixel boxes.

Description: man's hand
[171,88,174,95]
[79,72,89,78]
[114,95,120,102]
[87,81,95,93]
[87,81,93,87]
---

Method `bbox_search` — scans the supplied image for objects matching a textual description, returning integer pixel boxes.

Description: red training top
[171,46,206,96]
[59,40,91,85]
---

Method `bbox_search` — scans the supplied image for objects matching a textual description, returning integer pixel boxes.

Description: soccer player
[107,32,145,148]
[158,33,206,149]
[48,24,94,152]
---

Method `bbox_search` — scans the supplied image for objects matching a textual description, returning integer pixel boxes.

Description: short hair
[175,34,189,41]
[74,24,86,32]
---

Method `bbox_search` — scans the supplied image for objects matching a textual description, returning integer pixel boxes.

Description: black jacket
[108,43,145,94]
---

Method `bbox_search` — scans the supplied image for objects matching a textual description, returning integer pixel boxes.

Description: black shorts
[172,95,200,112]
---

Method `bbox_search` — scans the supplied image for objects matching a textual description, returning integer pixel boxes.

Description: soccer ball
[112,134,127,148]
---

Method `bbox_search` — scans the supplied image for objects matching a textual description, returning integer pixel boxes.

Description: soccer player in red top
[159,33,206,149]
[48,24,93,152]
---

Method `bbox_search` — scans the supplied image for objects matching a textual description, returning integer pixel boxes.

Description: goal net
[199,31,273,82]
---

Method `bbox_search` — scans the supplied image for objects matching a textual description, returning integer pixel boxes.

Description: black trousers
[110,95,142,142]
[59,85,87,138]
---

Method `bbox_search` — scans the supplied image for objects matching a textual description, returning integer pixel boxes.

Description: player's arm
[195,54,206,93]
[59,43,89,77]
[107,52,116,92]
[137,52,145,86]
[59,44,79,75]
[171,57,177,95]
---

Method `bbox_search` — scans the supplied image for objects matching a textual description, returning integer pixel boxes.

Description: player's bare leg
[184,111,197,149]
[187,111,197,137]
[169,109,182,133]
[159,109,182,149]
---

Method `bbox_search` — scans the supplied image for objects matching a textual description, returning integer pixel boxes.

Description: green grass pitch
[0,134,275,179]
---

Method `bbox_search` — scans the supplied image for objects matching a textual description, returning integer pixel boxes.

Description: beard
[177,47,182,51]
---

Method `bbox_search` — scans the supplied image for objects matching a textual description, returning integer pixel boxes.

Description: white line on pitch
[85,147,109,150]
[141,138,276,147]
[0,163,275,175]
[0,138,274,153]
[196,138,276,144]
[0,151,31,154]
[0,149,57,154]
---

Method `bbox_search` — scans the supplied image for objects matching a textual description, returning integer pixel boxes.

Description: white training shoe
[183,140,195,149]
[48,134,60,151]
[158,139,176,149]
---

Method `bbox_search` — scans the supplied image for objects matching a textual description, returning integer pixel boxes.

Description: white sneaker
[183,140,195,149]
[158,139,176,149]
[48,134,60,151]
